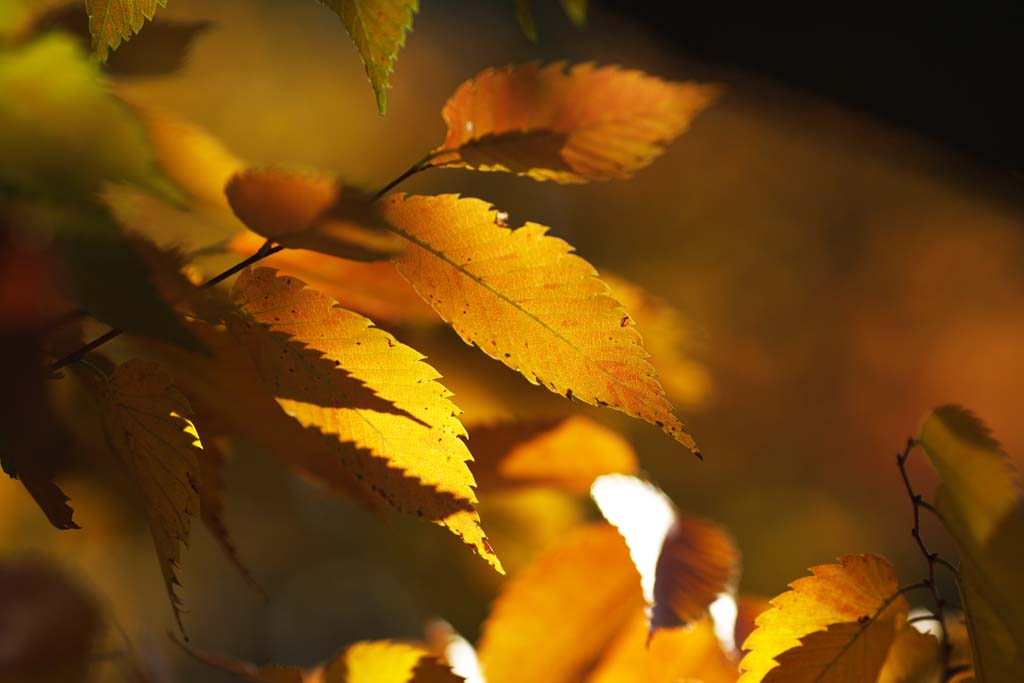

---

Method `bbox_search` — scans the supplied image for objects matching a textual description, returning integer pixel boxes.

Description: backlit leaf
[476,523,642,683]
[381,194,697,453]
[184,639,461,683]
[230,267,501,571]
[466,416,637,493]
[430,62,720,183]
[916,406,1024,682]
[94,359,201,634]
[226,168,404,261]
[739,554,908,683]
[229,230,436,324]
[592,474,739,633]
[318,0,418,114]
[86,0,167,61]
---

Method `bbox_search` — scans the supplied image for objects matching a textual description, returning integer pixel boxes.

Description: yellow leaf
[591,474,739,633]
[430,62,720,183]
[588,610,739,683]
[229,230,437,324]
[739,554,908,683]
[319,0,418,114]
[230,267,501,571]
[916,406,1024,681]
[477,523,642,683]
[466,416,637,493]
[381,194,697,453]
[183,639,460,683]
[560,0,587,26]
[95,359,201,634]
[226,168,404,261]
[877,627,942,683]
[87,0,167,61]
[603,273,713,407]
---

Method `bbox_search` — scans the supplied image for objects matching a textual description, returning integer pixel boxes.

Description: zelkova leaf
[916,406,1024,682]
[591,474,740,634]
[229,267,501,571]
[429,62,720,183]
[94,359,201,634]
[466,416,637,493]
[738,554,909,683]
[477,524,643,683]
[230,229,436,324]
[318,0,418,114]
[87,0,167,61]
[381,194,697,453]
[184,639,461,683]
[226,168,405,261]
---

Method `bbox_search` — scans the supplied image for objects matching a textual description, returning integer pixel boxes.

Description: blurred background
[1,1,1022,680]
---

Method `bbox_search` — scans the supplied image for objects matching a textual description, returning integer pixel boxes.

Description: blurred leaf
[86,0,167,61]
[738,554,908,683]
[467,415,637,493]
[381,194,697,453]
[514,0,537,42]
[477,523,642,683]
[603,273,712,408]
[184,639,462,683]
[430,62,720,183]
[229,229,435,324]
[916,406,1024,681]
[0,559,100,683]
[560,0,587,26]
[588,610,738,683]
[591,474,739,634]
[93,358,201,634]
[229,267,502,572]
[0,33,179,201]
[226,168,404,261]
[318,0,418,114]
[877,627,942,683]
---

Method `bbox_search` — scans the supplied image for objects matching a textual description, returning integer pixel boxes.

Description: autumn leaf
[591,474,739,634]
[229,267,501,571]
[738,554,908,683]
[877,627,943,683]
[381,194,697,453]
[183,639,462,683]
[93,358,201,634]
[560,0,587,25]
[226,168,404,261]
[428,62,720,183]
[476,523,642,683]
[588,609,739,683]
[87,0,167,61]
[514,0,538,42]
[229,230,436,324]
[466,416,637,493]
[318,0,418,114]
[916,406,1024,681]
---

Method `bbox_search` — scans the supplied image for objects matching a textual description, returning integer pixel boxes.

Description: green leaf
[916,405,1024,682]
[0,33,179,202]
[560,0,587,26]
[515,0,538,42]
[318,0,418,114]
[86,0,168,61]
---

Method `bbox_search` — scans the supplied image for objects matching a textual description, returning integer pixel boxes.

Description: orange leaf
[431,62,720,183]
[476,523,642,683]
[739,554,908,683]
[466,416,637,493]
[229,230,436,325]
[226,168,404,261]
[381,194,697,453]
[230,267,500,571]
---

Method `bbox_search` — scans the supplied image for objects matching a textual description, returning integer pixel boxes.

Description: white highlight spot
[908,606,943,638]
[709,593,739,653]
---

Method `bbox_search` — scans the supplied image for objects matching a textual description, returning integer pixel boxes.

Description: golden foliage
[739,554,908,683]
[86,0,167,60]
[226,168,404,261]
[431,62,720,183]
[94,359,201,634]
[230,267,500,571]
[382,194,697,453]
[877,627,942,683]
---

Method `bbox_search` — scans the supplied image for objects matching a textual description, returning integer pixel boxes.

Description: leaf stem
[896,437,956,681]
[370,154,435,201]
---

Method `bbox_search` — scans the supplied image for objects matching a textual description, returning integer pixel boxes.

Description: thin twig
[897,437,955,681]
